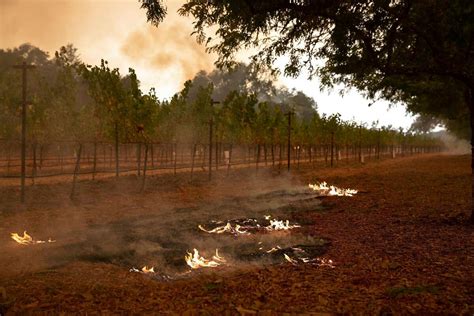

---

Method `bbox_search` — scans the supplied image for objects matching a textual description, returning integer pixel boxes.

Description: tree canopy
[142,0,473,139]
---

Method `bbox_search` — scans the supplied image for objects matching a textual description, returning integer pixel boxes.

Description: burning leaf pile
[308,182,358,197]
[10,231,56,245]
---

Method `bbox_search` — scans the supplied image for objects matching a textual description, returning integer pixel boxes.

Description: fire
[185,249,226,269]
[266,219,300,231]
[130,266,156,274]
[10,231,56,245]
[302,257,335,268]
[198,223,249,235]
[266,246,281,253]
[309,182,358,197]
[284,254,298,265]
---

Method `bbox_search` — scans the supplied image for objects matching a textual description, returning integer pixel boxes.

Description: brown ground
[0,154,473,315]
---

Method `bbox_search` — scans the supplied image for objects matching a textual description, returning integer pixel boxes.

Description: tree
[142,0,474,222]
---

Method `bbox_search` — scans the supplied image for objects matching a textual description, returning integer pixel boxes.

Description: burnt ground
[0,154,473,314]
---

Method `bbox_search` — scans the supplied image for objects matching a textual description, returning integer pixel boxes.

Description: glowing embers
[308,182,358,197]
[185,249,226,269]
[198,216,300,236]
[10,231,56,245]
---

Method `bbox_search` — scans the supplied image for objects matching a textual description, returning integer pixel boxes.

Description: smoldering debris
[10,186,334,280]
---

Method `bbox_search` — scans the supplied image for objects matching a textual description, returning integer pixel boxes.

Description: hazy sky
[0,0,416,129]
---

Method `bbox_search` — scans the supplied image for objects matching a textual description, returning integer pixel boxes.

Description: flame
[309,182,358,197]
[266,246,281,253]
[185,249,226,269]
[266,219,300,231]
[284,254,298,265]
[130,266,156,274]
[198,223,249,235]
[10,231,56,245]
[141,266,155,273]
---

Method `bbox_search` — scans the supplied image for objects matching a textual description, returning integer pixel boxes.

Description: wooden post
[358,125,362,163]
[141,144,149,192]
[70,143,82,200]
[330,131,334,167]
[13,62,35,203]
[208,99,220,180]
[92,142,97,180]
[191,143,196,179]
[286,111,293,172]
[114,122,119,177]
[227,143,233,175]
[208,118,213,181]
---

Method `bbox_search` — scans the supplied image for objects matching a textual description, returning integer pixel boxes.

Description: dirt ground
[0,154,473,315]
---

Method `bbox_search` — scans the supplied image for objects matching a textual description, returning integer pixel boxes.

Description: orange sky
[0,0,215,97]
[0,0,416,128]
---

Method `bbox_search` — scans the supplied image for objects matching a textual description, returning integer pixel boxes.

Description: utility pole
[208,99,220,180]
[13,61,35,203]
[286,111,293,172]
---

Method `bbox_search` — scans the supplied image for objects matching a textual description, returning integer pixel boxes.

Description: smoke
[430,130,470,155]
[439,132,470,155]
[121,22,215,87]
[1,0,215,97]
[2,171,326,278]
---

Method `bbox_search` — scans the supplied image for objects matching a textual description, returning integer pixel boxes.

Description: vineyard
[0,46,443,194]
[1,0,473,313]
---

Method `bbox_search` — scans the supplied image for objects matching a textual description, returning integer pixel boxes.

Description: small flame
[309,182,358,197]
[198,223,249,235]
[10,231,55,245]
[185,249,226,269]
[266,219,300,231]
[141,266,155,273]
[266,246,281,253]
[284,254,298,265]
[130,266,156,274]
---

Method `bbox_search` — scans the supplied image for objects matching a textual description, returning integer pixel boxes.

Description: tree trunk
[70,143,82,200]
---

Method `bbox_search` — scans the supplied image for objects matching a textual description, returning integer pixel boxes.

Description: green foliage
[0,43,441,151]
[141,0,474,140]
